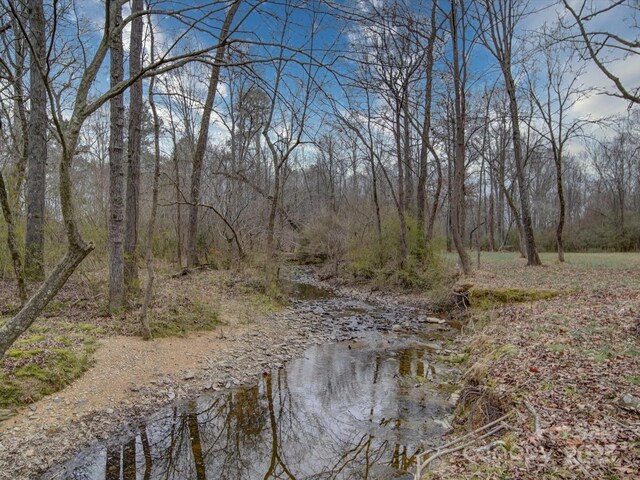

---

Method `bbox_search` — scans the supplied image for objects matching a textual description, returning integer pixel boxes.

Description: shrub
[345,214,454,291]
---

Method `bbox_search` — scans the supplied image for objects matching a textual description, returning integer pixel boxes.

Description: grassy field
[444,251,640,292]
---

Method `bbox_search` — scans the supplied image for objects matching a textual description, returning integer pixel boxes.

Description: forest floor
[429,252,640,479]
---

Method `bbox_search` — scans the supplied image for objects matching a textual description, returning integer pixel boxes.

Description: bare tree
[140,12,159,341]
[24,0,47,280]
[109,0,125,311]
[186,0,241,268]
[561,0,640,105]
[0,0,252,358]
[527,28,591,262]
[124,0,145,289]
[448,0,472,274]
[477,0,542,266]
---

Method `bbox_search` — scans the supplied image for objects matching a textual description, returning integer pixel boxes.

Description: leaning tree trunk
[0,172,27,304]
[186,1,241,268]
[108,3,125,311]
[123,0,144,289]
[505,72,541,266]
[25,0,47,280]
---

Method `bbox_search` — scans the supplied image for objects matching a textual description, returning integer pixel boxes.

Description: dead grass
[435,252,640,479]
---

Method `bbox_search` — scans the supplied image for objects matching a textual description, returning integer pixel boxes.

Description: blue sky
[62,0,638,147]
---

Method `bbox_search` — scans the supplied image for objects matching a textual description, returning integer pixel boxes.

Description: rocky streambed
[2,270,463,480]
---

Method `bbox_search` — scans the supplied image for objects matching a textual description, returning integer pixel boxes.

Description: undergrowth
[345,215,455,292]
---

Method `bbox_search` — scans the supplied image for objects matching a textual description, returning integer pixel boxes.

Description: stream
[44,278,460,480]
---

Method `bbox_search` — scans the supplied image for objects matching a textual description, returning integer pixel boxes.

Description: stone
[425,317,446,324]
[617,393,640,413]
[391,324,402,331]
[183,372,195,380]
[0,409,15,421]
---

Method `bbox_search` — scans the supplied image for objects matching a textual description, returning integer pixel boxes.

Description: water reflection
[48,336,451,480]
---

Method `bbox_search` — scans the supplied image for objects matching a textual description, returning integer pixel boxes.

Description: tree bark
[186,1,241,268]
[505,75,541,265]
[0,172,27,304]
[140,21,160,341]
[25,0,47,280]
[108,2,125,311]
[554,150,566,262]
[417,0,439,241]
[449,1,472,275]
[395,107,408,265]
[123,0,144,288]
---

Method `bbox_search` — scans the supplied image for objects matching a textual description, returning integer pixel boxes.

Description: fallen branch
[414,422,509,478]
[524,400,542,437]
[414,413,512,478]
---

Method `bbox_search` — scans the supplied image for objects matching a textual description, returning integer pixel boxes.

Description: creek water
[46,282,458,480]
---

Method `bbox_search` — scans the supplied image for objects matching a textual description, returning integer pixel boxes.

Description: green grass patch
[150,299,221,337]
[586,345,618,362]
[547,343,570,354]
[626,375,640,386]
[0,322,100,409]
[6,347,44,359]
[1,347,93,407]
[469,287,562,310]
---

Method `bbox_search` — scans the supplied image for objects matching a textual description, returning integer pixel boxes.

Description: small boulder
[617,393,640,413]
[425,317,446,324]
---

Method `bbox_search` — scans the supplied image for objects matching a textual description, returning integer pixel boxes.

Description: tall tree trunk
[395,108,408,265]
[402,101,413,215]
[25,0,47,280]
[370,155,382,248]
[417,0,439,240]
[108,2,125,311]
[264,157,281,290]
[554,150,566,262]
[186,1,241,267]
[483,0,541,265]
[139,21,161,341]
[505,73,541,265]
[488,192,495,251]
[172,135,183,266]
[124,0,144,288]
[10,7,29,209]
[450,2,472,275]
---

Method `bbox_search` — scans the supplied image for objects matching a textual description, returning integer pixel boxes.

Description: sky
[42,0,640,151]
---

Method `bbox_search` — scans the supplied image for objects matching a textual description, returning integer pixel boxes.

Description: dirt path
[0,328,246,436]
